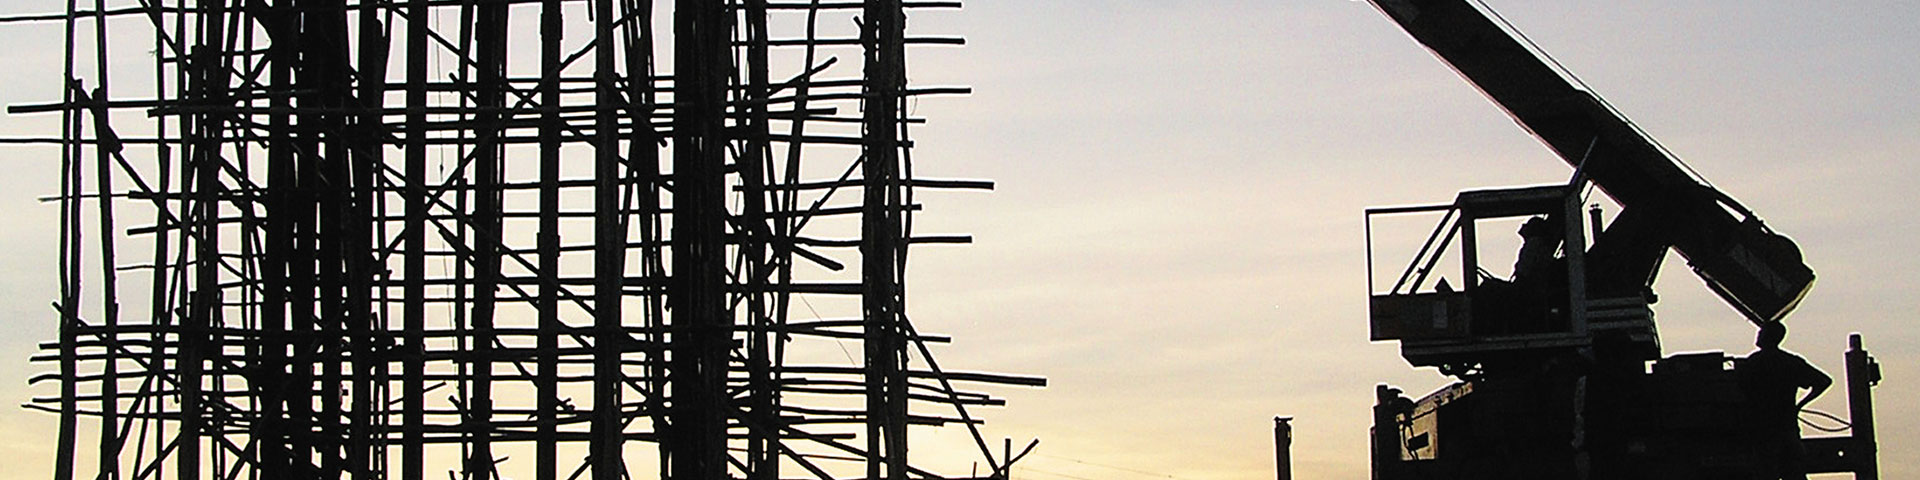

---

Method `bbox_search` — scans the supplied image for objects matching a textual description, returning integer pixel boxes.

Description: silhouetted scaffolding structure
[6,1,1040,479]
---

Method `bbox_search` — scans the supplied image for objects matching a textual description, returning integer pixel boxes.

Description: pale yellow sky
[1,1,1916,479]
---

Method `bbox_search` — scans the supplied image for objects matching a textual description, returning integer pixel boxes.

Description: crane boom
[1369,0,1814,323]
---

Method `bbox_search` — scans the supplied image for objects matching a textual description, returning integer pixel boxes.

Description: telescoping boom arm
[1368,0,1814,323]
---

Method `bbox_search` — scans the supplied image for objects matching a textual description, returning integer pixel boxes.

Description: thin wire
[1468,0,1719,190]
[796,295,856,365]
[1034,454,1192,480]
[1019,468,1102,480]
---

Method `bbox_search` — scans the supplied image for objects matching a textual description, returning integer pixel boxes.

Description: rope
[1799,408,1853,433]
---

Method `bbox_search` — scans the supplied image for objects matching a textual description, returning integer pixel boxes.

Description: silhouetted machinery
[1360,0,1882,478]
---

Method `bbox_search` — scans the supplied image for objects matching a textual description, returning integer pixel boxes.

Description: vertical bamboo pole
[143,0,177,475]
[261,0,296,472]
[350,3,390,476]
[615,2,668,474]
[592,0,629,477]
[180,1,233,476]
[862,0,910,478]
[53,38,78,480]
[310,2,352,476]
[469,2,509,476]
[88,0,122,473]
[741,1,777,478]
[667,0,731,478]
[288,0,324,468]
[401,0,430,476]
[536,1,564,479]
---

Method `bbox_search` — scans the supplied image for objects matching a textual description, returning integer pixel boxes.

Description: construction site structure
[4,0,1042,479]
[1360,0,1881,478]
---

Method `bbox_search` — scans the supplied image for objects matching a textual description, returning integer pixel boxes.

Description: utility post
[1273,417,1294,480]
[1846,333,1880,480]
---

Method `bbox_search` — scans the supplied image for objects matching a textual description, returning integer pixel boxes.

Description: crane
[1358,0,1882,478]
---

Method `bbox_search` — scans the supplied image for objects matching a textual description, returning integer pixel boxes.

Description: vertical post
[1562,186,1591,480]
[614,2,668,474]
[768,2,816,475]
[536,1,563,479]
[87,0,122,473]
[1459,215,1478,291]
[262,1,296,472]
[289,0,324,468]
[667,0,731,478]
[143,0,177,474]
[308,2,352,475]
[594,0,632,477]
[1371,385,1403,480]
[1845,333,1878,480]
[52,0,84,477]
[401,0,429,476]
[1274,417,1293,480]
[54,77,79,480]
[863,0,910,478]
[182,0,232,471]
[183,68,214,480]
[469,2,509,477]
[741,1,777,478]
[91,94,124,480]
[163,1,187,472]
[1563,185,1589,337]
[349,3,389,477]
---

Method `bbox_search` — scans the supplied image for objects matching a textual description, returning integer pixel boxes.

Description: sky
[1,1,1917,479]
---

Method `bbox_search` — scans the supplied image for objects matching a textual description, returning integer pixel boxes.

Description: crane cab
[1366,184,1659,370]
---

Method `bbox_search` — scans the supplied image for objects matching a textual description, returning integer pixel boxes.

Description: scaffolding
[5,0,1040,478]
